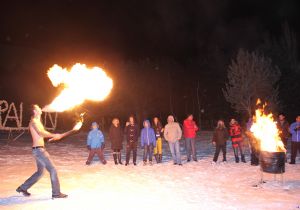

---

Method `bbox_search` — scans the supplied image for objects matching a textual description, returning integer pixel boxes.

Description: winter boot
[154,154,159,163]
[241,154,246,163]
[113,154,118,165]
[233,148,239,163]
[159,154,162,163]
[149,161,153,166]
[118,153,123,165]
[143,161,147,166]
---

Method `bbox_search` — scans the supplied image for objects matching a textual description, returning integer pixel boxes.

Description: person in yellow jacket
[153,117,164,163]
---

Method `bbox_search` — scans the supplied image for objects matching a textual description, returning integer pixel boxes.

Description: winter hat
[92,122,98,127]
[143,120,151,127]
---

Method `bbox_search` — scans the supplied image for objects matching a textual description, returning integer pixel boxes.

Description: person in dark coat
[109,118,123,165]
[277,113,290,149]
[212,120,229,163]
[124,116,139,166]
[277,113,290,163]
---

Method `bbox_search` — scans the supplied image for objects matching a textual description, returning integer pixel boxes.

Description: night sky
[0,0,299,128]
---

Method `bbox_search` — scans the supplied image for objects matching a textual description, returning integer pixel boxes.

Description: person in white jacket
[164,115,183,165]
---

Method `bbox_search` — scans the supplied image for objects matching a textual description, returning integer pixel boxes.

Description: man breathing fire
[16,105,68,199]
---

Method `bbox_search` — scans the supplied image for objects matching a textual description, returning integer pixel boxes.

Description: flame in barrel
[250,100,286,152]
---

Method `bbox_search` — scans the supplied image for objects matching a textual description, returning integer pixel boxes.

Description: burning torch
[48,113,85,142]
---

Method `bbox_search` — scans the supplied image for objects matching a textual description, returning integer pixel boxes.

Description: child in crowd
[86,122,107,165]
[141,120,156,165]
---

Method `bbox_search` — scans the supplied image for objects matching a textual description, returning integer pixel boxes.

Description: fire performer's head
[31,104,42,118]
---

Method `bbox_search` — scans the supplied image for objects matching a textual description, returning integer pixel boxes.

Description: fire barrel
[259,151,285,174]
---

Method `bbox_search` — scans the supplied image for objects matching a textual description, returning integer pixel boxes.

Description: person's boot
[52,193,68,199]
[241,154,246,163]
[143,161,147,166]
[233,148,239,163]
[118,153,123,165]
[154,154,159,163]
[159,154,162,163]
[113,154,118,165]
[16,187,31,197]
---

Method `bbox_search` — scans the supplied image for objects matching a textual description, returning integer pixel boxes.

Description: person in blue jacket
[86,122,107,165]
[289,115,300,164]
[141,120,156,166]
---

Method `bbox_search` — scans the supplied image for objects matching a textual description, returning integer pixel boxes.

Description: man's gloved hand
[101,143,105,149]
[87,145,91,151]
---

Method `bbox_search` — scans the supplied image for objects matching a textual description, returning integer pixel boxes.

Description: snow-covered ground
[0,131,300,210]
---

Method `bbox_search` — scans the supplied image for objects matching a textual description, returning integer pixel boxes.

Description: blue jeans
[20,148,61,196]
[143,144,154,162]
[185,138,197,160]
[168,141,181,164]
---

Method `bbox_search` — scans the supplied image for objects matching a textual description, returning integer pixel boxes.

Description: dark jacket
[153,122,163,139]
[109,125,123,150]
[212,128,229,146]
[124,123,139,144]
[277,120,290,140]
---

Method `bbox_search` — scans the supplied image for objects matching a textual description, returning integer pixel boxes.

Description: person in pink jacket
[183,114,199,162]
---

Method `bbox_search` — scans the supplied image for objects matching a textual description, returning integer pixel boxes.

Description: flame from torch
[43,63,113,112]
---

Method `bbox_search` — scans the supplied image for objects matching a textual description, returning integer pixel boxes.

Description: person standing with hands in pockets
[164,115,183,166]
[124,116,139,166]
[141,120,156,166]
[183,114,199,162]
[212,120,229,164]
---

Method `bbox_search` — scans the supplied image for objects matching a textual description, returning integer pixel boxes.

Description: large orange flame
[43,63,113,112]
[250,100,286,152]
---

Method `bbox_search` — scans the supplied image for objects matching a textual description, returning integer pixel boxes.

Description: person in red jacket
[229,119,246,163]
[183,114,199,162]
